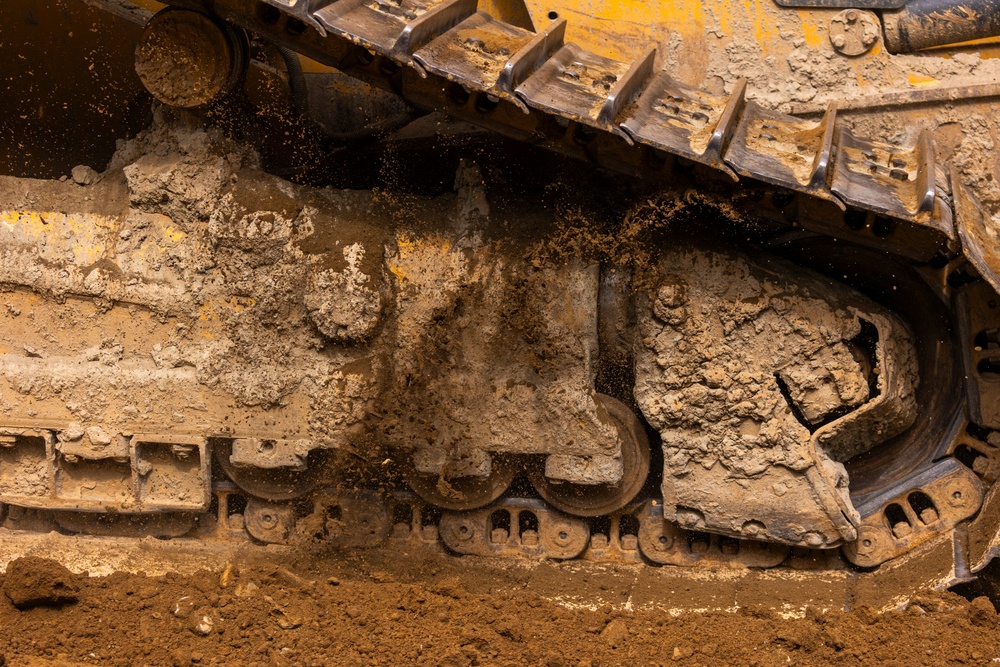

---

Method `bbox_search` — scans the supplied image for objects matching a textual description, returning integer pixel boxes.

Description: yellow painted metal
[515,0,996,95]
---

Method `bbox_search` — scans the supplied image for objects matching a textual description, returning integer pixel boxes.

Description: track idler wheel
[402,452,517,511]
[527,394,651,517]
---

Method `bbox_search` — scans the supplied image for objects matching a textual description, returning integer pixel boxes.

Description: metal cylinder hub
[135,9,247,108]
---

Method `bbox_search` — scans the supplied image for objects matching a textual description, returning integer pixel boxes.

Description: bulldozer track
[9,0,1000,600]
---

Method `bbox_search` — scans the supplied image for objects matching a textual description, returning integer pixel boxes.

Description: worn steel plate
[773,0,905,8]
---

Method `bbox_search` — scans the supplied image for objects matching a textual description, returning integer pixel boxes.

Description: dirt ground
[0,551,997,667]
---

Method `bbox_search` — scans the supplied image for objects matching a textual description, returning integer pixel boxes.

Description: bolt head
[832,34,847,49]
[855,528,879,555]
[846,9,858,22]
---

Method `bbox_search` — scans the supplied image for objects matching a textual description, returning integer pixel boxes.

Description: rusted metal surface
[412,12,536,93]
[514,43,655,139]
[842,459,983,568]
[724,101,841,206]
[0,427,210,513]
[774,0,904,8]
[18,0,1000,594]
[954,168,1000,295]
[79,0,153,24]
[955,281,1000,429]
[635,501,790,568]
[178,0,964,266]
[620,75,745,179]
[439,498,591,560]
[831,128,938,223]
[313,0,477,68]
[968,476,1000,572]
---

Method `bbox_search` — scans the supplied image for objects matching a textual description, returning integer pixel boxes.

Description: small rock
[190,612,214,636]
[60,422,86,442]
[327,576,341,586]
[172,596,195,618]
[262,565,312,589]
[2,557,79,610]
[234,581,258,598]
[600,617,629,649]
[672,646,694,660]
[71,165,98,185]
[23,345,42,358]
[544,651,565,667]
[171,648,192,666]
[273,608,302,630]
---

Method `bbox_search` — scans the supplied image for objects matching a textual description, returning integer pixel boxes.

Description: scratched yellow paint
[163,225,186,243]
[797,11,823,48]
[520,0,791,65]
[521,0,708,62]
[703,0,733,36]
[908,72,939,87]
[389,235,453,284]
[0,210,115,265]
[743,0,779,55]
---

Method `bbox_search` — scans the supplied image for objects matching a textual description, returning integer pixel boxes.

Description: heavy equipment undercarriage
[4,0,1000,611]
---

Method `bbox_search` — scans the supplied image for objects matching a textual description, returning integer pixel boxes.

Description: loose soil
[0,553,998,667]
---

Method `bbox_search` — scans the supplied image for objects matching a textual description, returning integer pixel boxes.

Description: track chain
[24,0,1000,574]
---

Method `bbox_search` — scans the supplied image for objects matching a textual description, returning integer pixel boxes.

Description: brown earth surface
[0,554,998,667]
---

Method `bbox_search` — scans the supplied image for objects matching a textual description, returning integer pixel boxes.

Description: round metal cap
[135,9,245,108]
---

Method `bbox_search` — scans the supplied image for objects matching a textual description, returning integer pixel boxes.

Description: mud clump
[2,557,79,610]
